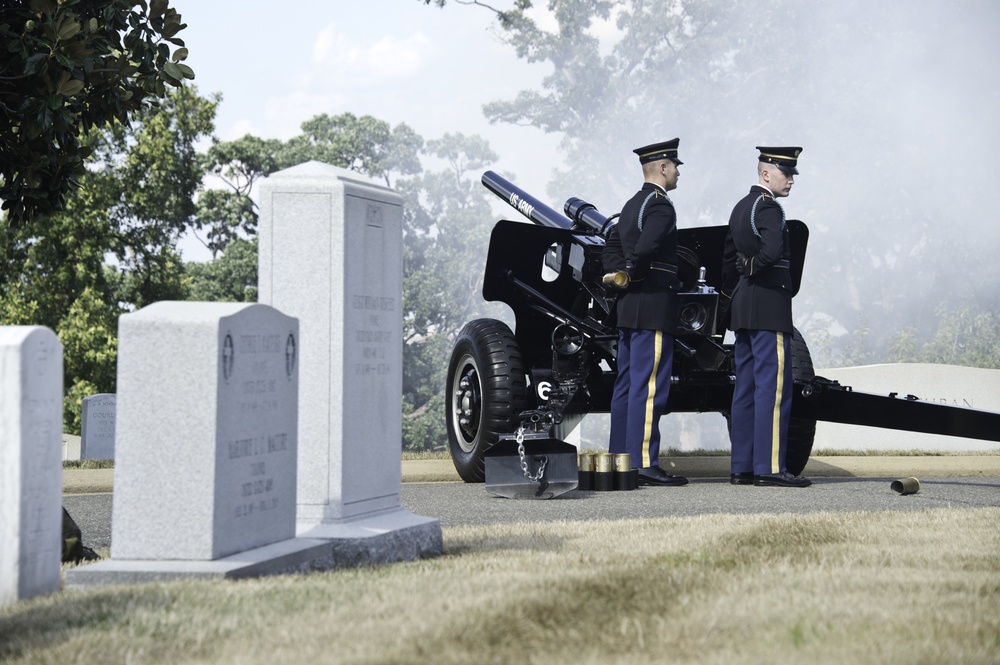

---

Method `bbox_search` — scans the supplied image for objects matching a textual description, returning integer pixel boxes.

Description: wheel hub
[452,361,481,451]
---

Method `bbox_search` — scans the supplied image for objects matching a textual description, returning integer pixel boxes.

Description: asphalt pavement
[64,470,1000,552]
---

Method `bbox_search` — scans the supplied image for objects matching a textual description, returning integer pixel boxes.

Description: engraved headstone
[0,326,63,607]
[81,393,116,460]
[259,161,441,561]
[112,302,299,560]
[67,302,335,587]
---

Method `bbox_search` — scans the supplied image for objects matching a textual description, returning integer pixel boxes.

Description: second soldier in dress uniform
[724,146,811,487]
[603,139,688,486]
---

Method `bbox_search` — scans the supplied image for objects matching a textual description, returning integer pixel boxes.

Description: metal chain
[515,426,548,482]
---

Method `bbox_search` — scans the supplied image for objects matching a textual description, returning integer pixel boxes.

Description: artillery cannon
[446,171,1000,487]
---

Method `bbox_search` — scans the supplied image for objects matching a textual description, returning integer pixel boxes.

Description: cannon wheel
[787,327,816,476]
[446,319,528,483]
[722,327,816,476]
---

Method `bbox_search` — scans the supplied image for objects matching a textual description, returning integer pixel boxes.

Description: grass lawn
[2,507,998,664]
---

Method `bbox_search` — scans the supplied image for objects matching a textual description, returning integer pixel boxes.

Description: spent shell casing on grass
[891,477,920,495]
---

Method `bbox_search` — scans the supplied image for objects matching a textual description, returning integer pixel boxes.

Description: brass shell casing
[891,477,920,495]
[577,453,596,491]
[595,453,615,491]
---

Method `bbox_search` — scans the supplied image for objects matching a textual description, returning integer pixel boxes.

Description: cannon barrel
[482,170,606,235]
[564,197,611,235]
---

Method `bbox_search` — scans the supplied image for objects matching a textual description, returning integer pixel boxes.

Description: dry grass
[61,459,115,470]
[2,508,998,665]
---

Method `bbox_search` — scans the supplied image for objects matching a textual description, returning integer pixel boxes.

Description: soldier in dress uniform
[724,146,811,487]
[602,139,688,486]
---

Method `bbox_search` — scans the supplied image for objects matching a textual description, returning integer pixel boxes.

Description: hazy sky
[173,1,570,259]
[178,3,557,172]
[173,0,1000,324]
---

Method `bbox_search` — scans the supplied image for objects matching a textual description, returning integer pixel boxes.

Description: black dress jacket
[726,185,794,333]
[612,182,680,333]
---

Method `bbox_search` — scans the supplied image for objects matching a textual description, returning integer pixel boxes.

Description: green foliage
[195,135,283,257]
[399,133,502,343]
[0,0,195,224]
[185,237,258,302]
[279,112,424,186]
[402,393,447,452]
[397,134,506,450]
[1,85,215,432]
[2,88,506,449]
[57,288,118,434]
[886,305,1000,369]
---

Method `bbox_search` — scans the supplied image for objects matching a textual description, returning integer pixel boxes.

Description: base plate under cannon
[484,434,579,499]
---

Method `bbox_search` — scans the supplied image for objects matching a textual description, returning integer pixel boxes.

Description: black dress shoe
[637,466,688,486]
[754,471,812,487]
[730,472,754,485]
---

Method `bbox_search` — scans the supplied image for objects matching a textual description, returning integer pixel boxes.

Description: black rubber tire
[446,319,528,483]
[787,327,816,476]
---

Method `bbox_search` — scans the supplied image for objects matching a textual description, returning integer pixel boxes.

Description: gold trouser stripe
[771,331,786,473]
[642,331,663,465]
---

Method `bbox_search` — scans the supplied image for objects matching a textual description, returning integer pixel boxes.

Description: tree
[1,84,216,431]
[397,133,505,450]
[57,286,119,434]
[424,0,1000,369]
[279,112,424,187]
[885,304,1000,369]
[399,133,502,344]
[0,0,194,225]
[194,135,283,258]
[186,114,423,261]
[185,237,258,302]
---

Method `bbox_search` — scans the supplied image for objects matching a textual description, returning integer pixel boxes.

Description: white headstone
[259,161,441,557]
[814,363,1000,451]
[81,393,116,460]
[62,433,81,461]
[0,326,63,607]
[110,302,300,561]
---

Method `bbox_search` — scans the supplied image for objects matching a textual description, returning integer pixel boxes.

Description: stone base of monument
[296,508,443,566]
[65,510,441,588]
[64,537,332,587]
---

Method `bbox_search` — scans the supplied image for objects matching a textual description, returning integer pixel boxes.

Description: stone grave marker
[67,302,334,586]
[62,433,81,461]
[0,326,63,607]
[259,161,441,563]
[81,393,116,460]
